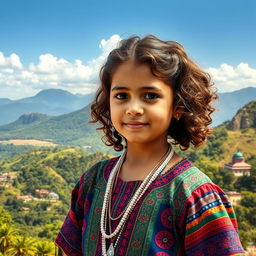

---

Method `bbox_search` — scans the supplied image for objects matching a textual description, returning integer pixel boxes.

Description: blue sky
[0,0,256,99]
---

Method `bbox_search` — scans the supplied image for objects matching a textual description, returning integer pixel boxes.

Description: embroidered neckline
[115,158,187,184]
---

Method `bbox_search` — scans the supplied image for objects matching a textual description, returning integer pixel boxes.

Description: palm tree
[7,236,35,256]
[0,251,13,256]
[0,224,17,253]
[35,241,54,256]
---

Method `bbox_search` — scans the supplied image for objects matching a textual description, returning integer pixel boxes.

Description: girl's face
[110,60,176,146]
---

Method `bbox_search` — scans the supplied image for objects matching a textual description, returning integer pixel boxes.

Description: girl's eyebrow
[141,86,162,92]
[111,86,128,91]
[111,86,162,91]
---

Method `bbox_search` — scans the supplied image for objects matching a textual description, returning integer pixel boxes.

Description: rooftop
[233,152,244,159]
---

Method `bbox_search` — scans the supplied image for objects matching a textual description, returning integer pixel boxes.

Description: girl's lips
[123,122,148,129]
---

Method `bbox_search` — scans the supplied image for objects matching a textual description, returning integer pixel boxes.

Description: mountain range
[0,105,108,153]
[0,89,94,125]
[0,97,255,156]
[0,87,256,126]
[213,87,256,126]
[0,86,255,156]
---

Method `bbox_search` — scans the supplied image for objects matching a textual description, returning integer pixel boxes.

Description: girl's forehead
[110,61,173,93]
[111,61,158,85]
[112,61,151,77]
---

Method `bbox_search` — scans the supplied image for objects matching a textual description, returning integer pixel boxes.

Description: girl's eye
[115,93,128,100]
[144,92,160,100]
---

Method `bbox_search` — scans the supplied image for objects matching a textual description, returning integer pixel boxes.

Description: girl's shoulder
[171,159,221,201]
[172,159,213,190]
[171,159,229,212]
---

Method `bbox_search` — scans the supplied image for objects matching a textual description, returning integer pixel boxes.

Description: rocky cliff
[227,101,256,130]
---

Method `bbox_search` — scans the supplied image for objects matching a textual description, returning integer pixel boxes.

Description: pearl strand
[101,146,174,255]
[101,152,126,255]
[101,146,173,239]
[109,145,171,222]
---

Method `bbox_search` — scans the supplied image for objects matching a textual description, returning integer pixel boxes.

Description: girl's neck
[118,140,171,182]
[125,140,170,164]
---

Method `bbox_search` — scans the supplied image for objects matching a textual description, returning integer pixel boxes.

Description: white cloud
[0,34,255,100]
[10,53,23,69]
[0,34,122,99]
[0,52,23,69]
[206,63,256,93]
[99,34,121,54]
[0,52,6,66]
[89,34,121,77]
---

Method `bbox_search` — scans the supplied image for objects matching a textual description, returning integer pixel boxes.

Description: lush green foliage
[0,147,108,245]
[0,105,108,152]
[0,207,55,255]
[0,144,35,160]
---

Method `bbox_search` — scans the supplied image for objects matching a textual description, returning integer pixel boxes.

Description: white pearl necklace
[100,145,174,256]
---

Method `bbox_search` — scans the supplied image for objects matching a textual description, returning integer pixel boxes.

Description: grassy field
[219,128,256,165]
[0,139,57,147]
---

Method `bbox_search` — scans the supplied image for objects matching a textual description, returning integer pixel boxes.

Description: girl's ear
[173,105,185,120]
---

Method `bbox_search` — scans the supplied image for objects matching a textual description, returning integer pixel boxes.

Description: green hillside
[177,101,256,168]
[180,126,256,168]
[0,148,109,241]
[0,113,51,131]
[0,105,109,152]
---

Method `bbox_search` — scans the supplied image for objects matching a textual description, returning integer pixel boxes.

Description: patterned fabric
[55,157,245,256]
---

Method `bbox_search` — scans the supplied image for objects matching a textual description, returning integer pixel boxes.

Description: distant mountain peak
[0,88,94,125]
[17,113,50,125]
[35,89,74,98]
[220,86,256,95]
[227,101,256,130]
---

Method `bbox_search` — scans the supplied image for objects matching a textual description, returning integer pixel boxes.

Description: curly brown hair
[91,35,217,151]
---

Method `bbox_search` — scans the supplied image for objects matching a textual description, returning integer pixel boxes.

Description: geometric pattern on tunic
[55,157,245,256]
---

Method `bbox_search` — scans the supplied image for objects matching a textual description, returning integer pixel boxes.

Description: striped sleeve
[183,183,245,256]
[54,159,109,256]
[54,173,85,256]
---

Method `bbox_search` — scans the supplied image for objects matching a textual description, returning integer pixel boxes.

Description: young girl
[55,35,245,256]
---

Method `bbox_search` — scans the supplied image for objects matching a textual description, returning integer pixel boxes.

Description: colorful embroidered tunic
[55,158,245,256]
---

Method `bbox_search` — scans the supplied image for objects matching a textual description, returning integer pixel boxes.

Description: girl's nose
[126,100,144,116]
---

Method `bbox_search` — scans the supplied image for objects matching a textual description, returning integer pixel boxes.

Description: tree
[235,168,256,193]
[239,230,250,249]
[35,241,54,256]
[7,236,35,256]
[240,192,256,208]
[38,222,62,240]
[0,207,12,225]
[0,251,13,256]
[251,229,256,246]
[0,225,17,253]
